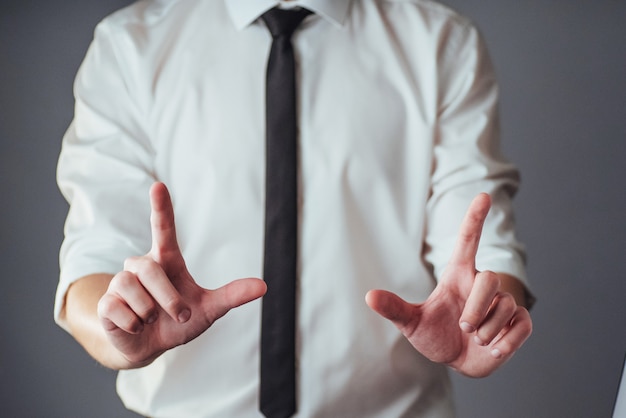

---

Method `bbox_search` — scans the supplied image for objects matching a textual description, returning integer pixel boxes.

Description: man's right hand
[66,182,266,369]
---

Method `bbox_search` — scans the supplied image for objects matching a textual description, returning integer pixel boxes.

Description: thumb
[205,278,267,322]
[365,289,419,329]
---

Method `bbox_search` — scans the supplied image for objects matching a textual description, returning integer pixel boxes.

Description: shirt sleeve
[423,19,532,295]
[54,19,155,329]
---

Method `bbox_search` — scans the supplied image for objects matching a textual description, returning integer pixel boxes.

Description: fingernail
[178,309,191,323]
[146,313,158,324]
[491,348,502,359]
[460,322,475,333]
[474,335,485,346]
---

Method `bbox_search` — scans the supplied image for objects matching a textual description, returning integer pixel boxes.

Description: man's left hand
[366,193,532,377]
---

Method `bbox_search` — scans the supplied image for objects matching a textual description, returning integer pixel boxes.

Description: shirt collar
[225,0,352,30]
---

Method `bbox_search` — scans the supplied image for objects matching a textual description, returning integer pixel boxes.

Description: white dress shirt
[55,0,528,416]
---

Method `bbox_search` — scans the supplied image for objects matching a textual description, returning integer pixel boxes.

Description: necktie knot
[262,7,312,39]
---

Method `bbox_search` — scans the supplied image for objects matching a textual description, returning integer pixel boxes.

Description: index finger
[448,193,492,268]
[149,182,180,260]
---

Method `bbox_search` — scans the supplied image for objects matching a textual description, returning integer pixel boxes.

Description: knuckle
[477,326,499,345]
[123,255,142,270]
[163,296,182,313]
[97,294,144,333]
[124,256,156,275]
[138,303,158,322]
[464,309,483,324]
[108,273,143,301]
[140,259,163,280]
[498,293,517,316]
[123,316,143,334]
[517,312,533,336]
[479,270,501,288]
[486,270,500,283]
[110,271,135,289]
[97,294,118,319]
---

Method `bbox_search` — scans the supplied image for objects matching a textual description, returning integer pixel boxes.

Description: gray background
[1,1,625,417]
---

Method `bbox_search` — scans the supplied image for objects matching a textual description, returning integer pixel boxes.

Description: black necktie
[260,7,311,418]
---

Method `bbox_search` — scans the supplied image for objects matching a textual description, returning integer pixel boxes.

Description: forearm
[60,273,132,370]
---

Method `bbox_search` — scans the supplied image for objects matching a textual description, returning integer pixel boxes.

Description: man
[55,0,533,416]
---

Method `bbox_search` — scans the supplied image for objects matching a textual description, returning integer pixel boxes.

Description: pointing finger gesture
[97,182,267,368]
[366,194,532,377]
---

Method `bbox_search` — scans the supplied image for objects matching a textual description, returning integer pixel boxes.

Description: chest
[140,18,441,189]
